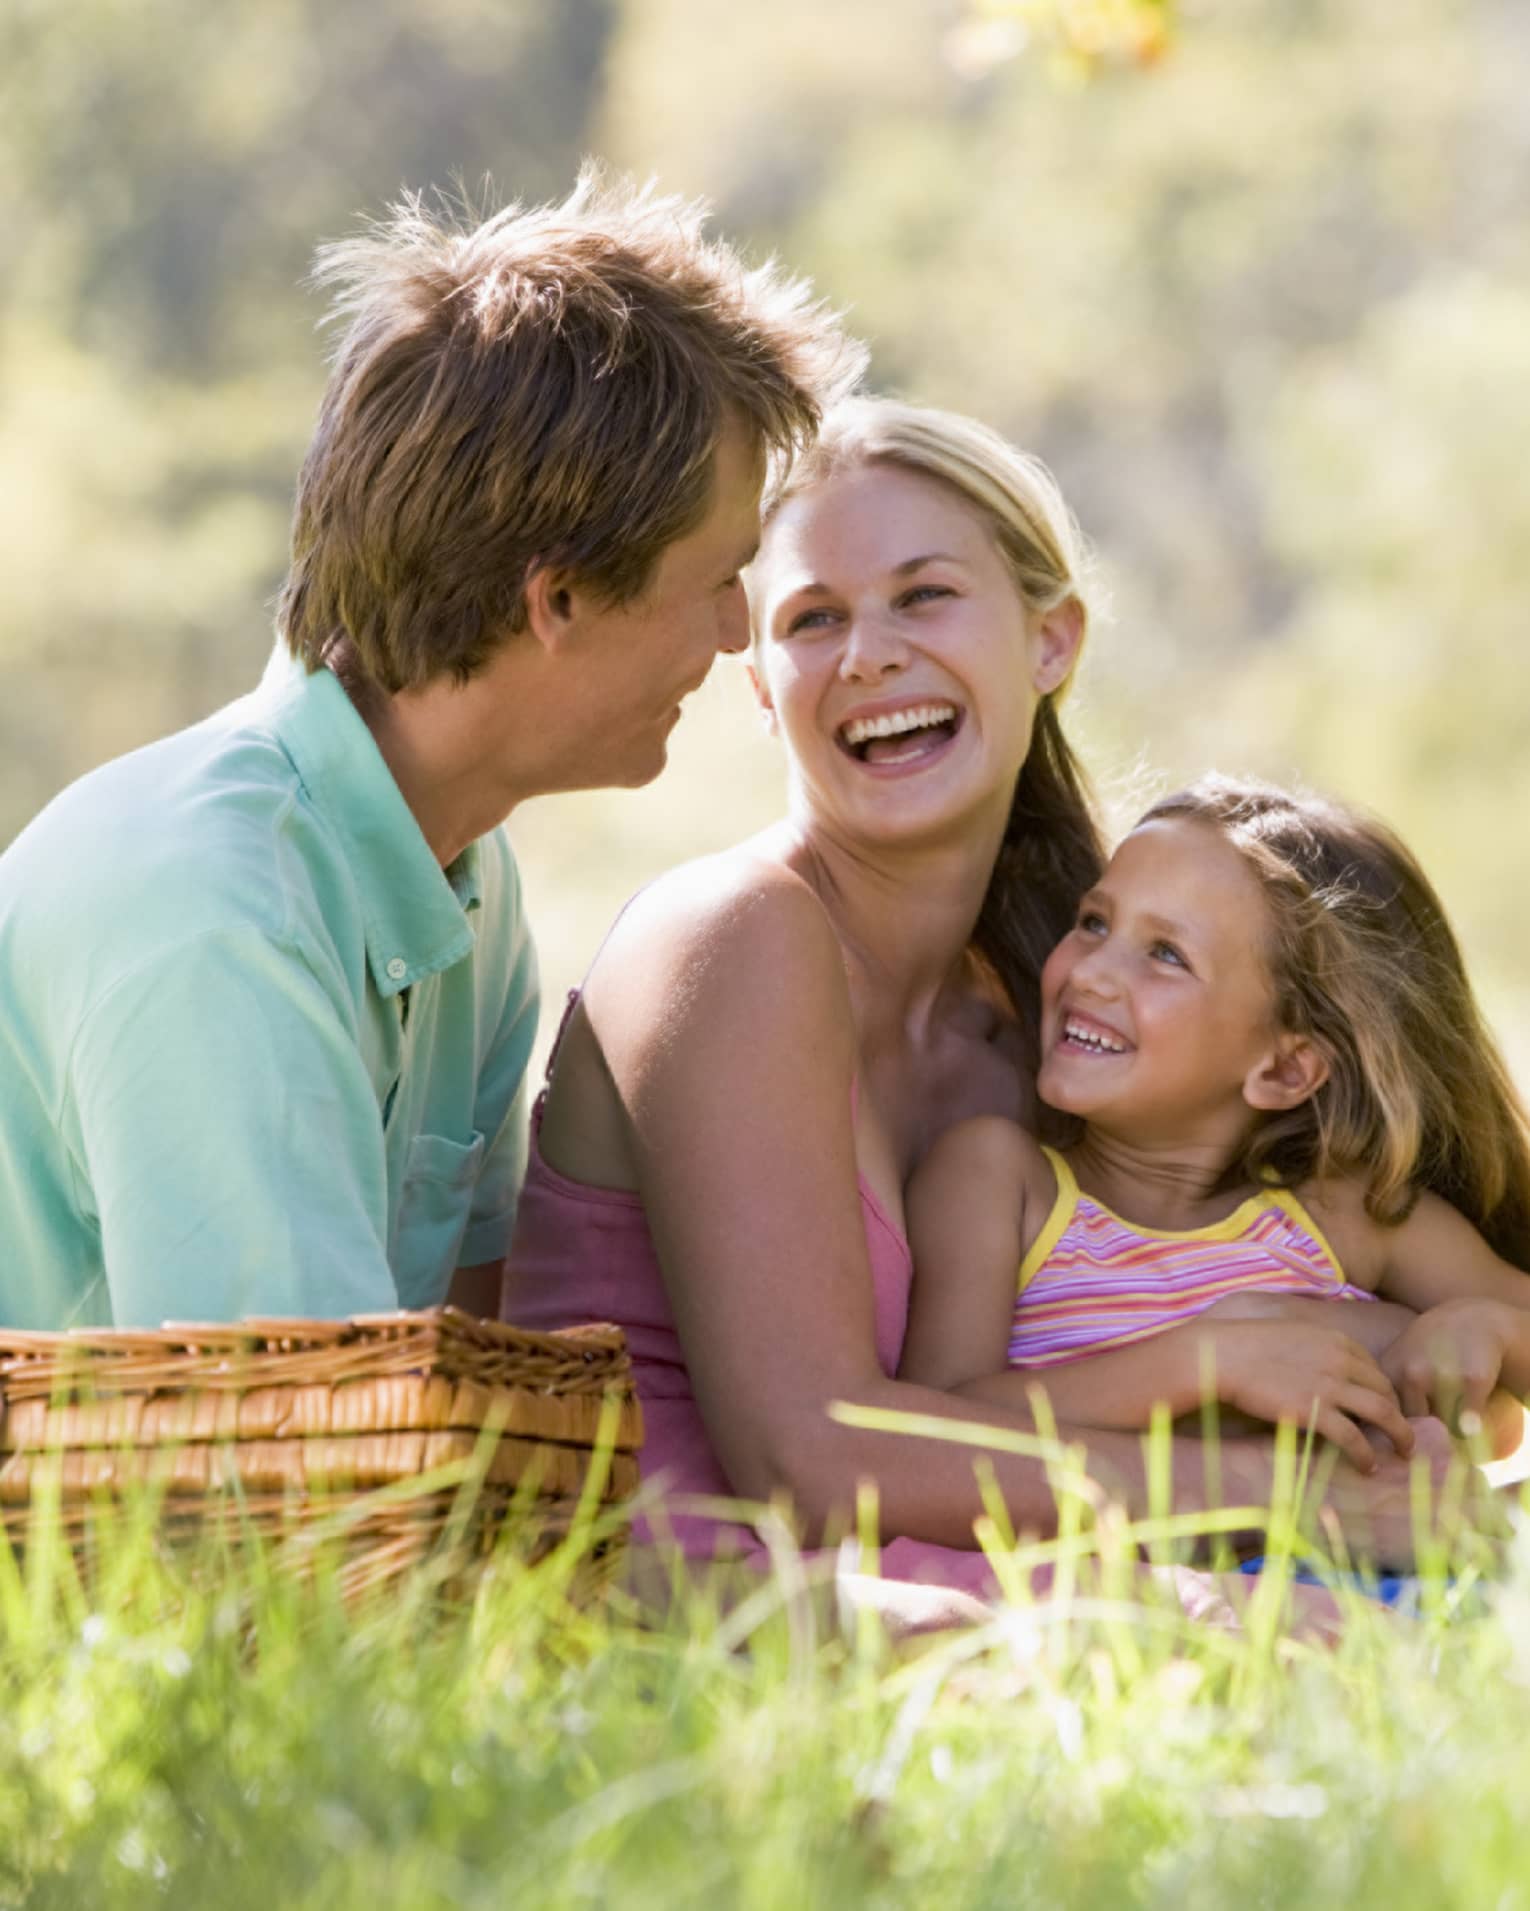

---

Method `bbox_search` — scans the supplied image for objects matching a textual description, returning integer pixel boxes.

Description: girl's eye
[1150,941,1189,969]
[1077,910,1107,937]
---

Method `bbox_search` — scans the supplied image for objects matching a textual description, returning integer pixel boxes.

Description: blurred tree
[2,0,1526,1068]
[0,0,614,836]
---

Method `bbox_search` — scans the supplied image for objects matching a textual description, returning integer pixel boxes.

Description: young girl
[902,775,1530,1472]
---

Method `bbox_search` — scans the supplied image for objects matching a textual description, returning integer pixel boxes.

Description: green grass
[2,1448,1529,1911]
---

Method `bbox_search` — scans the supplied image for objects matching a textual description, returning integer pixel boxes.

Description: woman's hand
[1213,1320,1414,1473]
[1380,1298,1523,1439]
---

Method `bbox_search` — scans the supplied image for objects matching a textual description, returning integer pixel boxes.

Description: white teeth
[841,703,957,747]
[1064,1019,1126,1054]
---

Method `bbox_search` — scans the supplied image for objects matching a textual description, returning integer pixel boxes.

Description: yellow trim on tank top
[1016,1145,1348,1295]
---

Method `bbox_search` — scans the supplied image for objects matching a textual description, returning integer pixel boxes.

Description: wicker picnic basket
[0,1308,643,1599]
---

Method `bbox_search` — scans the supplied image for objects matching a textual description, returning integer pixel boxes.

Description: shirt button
[386,957,408,982]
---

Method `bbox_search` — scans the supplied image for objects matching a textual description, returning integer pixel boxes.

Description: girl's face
[747,462,1080,850]
[1037,817,1289,1143]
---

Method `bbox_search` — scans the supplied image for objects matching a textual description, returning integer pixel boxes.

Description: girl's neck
[1066,1123,1257,1231]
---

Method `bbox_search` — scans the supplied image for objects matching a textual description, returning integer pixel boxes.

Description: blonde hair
[1144,775,1530,1264]
[279,166,864,693]
[760,398,1104,1060]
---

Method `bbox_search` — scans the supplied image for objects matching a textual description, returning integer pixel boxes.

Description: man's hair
[1142,775,1530,1266]
[278,166,864,692]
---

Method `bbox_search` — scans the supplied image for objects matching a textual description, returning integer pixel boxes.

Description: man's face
[554,421,764,789]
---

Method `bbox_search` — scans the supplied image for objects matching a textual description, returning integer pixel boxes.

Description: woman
[504,399,1450,1602]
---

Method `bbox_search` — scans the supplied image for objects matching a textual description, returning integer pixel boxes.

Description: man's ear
[1243,1034,1330,1113]
[522,565,580,655]
[1031,595,1086,696]
[745,659,780,737]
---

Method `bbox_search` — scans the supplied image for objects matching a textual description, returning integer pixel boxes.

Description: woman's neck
[770,804,1006,1043]
[1067,1123,1257,1231]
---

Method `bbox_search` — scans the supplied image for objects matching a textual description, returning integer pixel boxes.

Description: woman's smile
[835,698,965,771]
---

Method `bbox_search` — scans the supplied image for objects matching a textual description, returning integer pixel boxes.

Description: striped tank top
[1007,1146,1374,1368]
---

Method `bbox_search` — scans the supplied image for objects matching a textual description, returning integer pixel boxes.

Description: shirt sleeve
[66,925,400,1328]
[457,839,541,1270]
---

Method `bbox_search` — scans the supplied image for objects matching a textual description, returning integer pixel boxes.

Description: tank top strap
[1264,1184,1349,1284]
[538,884,656,1093]
[1018,1144,1080,1293]
[541,988,582,1087]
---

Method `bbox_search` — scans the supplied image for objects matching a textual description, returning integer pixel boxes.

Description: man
[0,169,861,1327]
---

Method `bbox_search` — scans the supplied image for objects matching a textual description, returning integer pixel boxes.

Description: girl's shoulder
[1288,1173,1393,1286]
[917,1114,1057,1205]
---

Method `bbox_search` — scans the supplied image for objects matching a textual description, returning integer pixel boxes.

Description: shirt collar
[255,645,481,999]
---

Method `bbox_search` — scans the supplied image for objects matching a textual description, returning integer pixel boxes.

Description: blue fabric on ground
[1238,1557,1416,1607]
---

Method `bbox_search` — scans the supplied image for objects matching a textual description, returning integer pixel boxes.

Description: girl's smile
[1037,816,1283,1142]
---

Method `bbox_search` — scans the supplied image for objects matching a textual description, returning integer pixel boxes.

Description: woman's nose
[839,612,908,681]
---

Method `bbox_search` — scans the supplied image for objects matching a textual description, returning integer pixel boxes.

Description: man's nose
[717,586,751,655]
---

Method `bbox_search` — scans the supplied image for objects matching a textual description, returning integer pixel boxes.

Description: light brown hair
[760,399,1105,1063]
[279,166,864,693]
[1144,775,1530,1265]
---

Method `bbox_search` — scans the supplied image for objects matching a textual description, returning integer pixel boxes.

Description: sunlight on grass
[2,1419,1526,1909]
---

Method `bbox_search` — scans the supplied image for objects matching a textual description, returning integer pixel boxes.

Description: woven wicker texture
[0,1308,642,1598]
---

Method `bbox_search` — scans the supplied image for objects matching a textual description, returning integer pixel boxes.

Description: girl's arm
[901,1131,1411,1470]
[1307,1181,1530,1439]
[952,1317,1412,1473]
[899,1117,1043,1391]
[579,862,1435,1552]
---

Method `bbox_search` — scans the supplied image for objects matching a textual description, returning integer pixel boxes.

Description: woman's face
[748,461,1080,850]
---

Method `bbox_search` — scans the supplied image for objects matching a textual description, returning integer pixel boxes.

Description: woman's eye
[900,584,952,608]
[783,606,838,637]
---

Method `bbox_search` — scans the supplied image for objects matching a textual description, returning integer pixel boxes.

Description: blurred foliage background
[3,0,1527,1079]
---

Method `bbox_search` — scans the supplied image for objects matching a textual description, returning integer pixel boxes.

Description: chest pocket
[390,1130,485,1309]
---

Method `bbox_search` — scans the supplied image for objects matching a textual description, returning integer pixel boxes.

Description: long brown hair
[1145,776,1530,1265]
[759,399,1105,1062]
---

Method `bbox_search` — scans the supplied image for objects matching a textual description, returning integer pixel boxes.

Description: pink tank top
[1008,1146,1375,1368]
[503,994,1001,1597]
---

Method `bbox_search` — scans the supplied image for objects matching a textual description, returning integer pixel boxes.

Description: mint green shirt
[0,646,539,1328]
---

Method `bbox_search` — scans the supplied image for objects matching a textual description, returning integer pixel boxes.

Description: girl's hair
[1144,775,1530,1265]
[760,398,1105,1059]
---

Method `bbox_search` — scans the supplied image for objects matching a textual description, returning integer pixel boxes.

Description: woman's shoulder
[592,835,836,980]
[582,833,854,1070]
